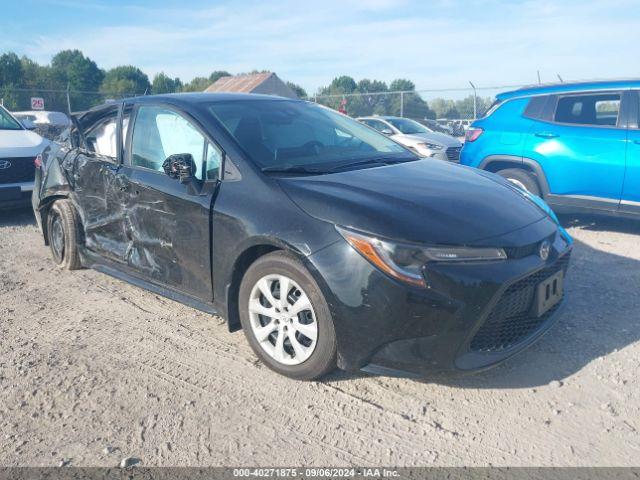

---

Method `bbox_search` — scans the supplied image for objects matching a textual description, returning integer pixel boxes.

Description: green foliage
[182,76,211,92]
[315,76,434,120]
[152,72,182,94]
[100,65,150,97]
[286,81,307,99]
[209,70,231,84]
[51,50,104,109]
[0,52,23,85]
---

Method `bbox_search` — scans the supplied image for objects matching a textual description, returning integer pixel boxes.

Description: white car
[0,105,48,209]
[357,116,463,162]
[12,110,72,141]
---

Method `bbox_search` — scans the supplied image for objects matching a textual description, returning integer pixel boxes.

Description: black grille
[446,146,461,162]
[504,233,556,259]
[0,157,36,184]
[470,254,571,353]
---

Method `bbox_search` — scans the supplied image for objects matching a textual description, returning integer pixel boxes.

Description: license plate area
[535,270,564,317]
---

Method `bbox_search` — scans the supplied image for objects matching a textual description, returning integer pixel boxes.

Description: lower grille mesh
[0,157,36,184]
[470,254,571,353]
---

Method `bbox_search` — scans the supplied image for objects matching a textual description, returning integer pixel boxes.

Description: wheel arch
[38,193,71,246]
[224,240,310,332]
[479,155,551,197]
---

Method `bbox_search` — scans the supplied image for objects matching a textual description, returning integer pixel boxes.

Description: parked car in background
[12,110,72,141]
[33,93,572,380]
[357,115,463,162]
[0,104,48,209]
[420,118,454,136]
[461,79,640,218]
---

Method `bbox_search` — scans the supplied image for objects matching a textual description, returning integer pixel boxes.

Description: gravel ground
[1,208,639,467]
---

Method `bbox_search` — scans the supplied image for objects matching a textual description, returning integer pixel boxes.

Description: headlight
[336,227,507,288]
[416,142,444,151]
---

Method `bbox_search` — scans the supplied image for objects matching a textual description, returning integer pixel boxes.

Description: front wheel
[46,199,82,270]
[239,251,337,380]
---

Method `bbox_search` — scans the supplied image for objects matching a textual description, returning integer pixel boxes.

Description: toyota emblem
[0,160,11,170]
[539,240,551,261]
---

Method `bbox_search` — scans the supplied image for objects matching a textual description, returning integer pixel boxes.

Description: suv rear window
[554,93,621,127]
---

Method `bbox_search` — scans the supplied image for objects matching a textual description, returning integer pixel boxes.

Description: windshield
[207,100,414,172]
[0,107,23,131]
[386,118,431,135]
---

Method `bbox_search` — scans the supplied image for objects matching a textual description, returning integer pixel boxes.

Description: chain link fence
[312,85,522,137]
[1,84,528,139]
[0,87,140,114]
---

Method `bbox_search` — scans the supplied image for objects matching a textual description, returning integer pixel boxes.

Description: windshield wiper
[261,165,324,174]
[322,157,413,173]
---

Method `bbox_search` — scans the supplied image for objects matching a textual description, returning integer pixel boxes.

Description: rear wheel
[239,251,337,380]
[496,168,541,196]
[47,199,82,270]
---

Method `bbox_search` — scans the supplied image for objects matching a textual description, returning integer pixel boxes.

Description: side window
[367,119,391,133]
[131,106,211,180]
[523,96,547,120]
[84,113,119,159]
[120,104,133,160]
[554,93,621,127]
[205,142,222,180]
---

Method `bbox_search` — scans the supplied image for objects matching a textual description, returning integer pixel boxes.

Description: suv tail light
[34,154,43,169]
[465,127,483,142]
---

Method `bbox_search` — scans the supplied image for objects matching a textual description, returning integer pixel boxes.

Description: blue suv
[460,80,640,217]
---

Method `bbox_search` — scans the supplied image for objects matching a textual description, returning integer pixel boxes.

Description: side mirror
[21,119,37,130]
[163,153,196,184]
[381,128,393,135]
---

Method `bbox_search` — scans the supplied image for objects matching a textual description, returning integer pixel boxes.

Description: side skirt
[91,263,220,316]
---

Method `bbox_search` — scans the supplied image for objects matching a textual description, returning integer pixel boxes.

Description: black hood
[278,160,549,246]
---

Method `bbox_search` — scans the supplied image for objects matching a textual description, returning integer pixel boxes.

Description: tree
[326,75,357,94]
[51,50,104,109]
[209,70,231,84]
[389,78,415,92]
[286,81,307,99]
[100,66,150,97]
[182,76,211,92]
[152,72,182,94]
[0,52,23,86]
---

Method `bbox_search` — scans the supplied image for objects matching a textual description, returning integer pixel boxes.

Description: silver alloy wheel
[507,177,529,192]
[248,274,318,366]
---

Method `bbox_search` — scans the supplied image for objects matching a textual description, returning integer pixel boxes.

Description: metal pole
[400,91,404,117]
[537,70,541,84]
[66,83,71,114]
[469,81,477,120]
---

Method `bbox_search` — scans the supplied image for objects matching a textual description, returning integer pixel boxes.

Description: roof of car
[73,92,300,116]
[497,79,640,101]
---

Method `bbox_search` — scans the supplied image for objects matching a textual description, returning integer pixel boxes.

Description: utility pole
[469,81,477,120]
[66,83,72,114]
[400,91,404,117]
[537,70,541,84]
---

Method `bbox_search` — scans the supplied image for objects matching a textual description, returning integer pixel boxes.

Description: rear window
[554,93,621,127]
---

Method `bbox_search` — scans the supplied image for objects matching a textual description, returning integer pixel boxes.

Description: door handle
[534,132,559,139]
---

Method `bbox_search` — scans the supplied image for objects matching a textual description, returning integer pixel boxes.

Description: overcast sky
[3,0,639,94]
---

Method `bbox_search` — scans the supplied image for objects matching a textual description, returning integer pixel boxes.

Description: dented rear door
[70,105,131,262]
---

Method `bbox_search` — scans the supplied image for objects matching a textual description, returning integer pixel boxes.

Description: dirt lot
[1,208,639,467]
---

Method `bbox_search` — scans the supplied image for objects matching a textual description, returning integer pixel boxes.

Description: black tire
[46,199,82,270]
[496,168,541,196]
[239,251,337,380]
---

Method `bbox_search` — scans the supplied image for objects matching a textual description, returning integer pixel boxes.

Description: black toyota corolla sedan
[32,93,572,380]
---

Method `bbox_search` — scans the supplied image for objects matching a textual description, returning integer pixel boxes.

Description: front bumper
[306,218,571,376]
[0,182,34,209]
